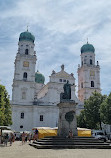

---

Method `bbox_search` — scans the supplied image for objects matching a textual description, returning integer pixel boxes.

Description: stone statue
[63,81,71,99]
[61,81,73,100]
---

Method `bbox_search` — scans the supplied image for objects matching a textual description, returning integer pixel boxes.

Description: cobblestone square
[0,141,111,158]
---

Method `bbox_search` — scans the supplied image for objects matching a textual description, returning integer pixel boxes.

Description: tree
[84,91,106,129]
[100,93,111,125]
[0,84,12,126]
[77,110,87,128]
[77,91,106,129]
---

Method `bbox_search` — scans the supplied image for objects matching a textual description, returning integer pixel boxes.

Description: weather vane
[87,38,88,44]
[27,23,30,32]
[87,37,88,43]
[27,25,28,32]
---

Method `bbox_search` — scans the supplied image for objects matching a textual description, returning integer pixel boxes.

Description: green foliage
[100,93,111,124]
[77,110,87,128]
[77,91,106,129]
[0,84,12,126]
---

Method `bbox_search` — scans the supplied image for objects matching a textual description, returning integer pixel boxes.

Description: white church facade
[11,30,100,132]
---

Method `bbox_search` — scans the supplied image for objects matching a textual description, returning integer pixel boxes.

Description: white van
[92,130,107,142]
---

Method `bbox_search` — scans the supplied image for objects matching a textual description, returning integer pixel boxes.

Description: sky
[0,0,111,99]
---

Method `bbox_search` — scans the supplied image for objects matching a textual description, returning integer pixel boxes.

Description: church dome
[81,43,95,54]
[35,71,45,84]
[19,30,35,43]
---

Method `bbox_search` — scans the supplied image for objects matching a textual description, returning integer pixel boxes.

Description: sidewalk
[0,141,111,158]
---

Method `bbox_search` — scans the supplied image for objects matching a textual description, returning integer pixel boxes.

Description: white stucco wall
[11,104,59,132]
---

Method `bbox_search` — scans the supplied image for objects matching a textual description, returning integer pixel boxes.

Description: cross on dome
[27,25,28,32]
[61,64,64,71]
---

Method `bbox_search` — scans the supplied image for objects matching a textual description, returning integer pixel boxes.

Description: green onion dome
[35,71,45,84]
[19,30,35,43]
[81,43,95,54]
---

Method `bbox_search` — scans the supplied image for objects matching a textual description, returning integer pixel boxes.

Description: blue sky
[0,0,111,99]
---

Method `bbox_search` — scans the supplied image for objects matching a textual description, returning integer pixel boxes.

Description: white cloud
[0,0,111,97]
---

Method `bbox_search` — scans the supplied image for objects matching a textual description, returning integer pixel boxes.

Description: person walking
[28,133,32,143]
[33,129,38,142]
[4,133,9,146]
[25,133,28,142]
[9,133,13,146]
[22,132,25,145]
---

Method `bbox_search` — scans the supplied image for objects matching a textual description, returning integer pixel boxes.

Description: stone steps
[34,141,108,145]
[30,144,111,149]
[45,136,94,139]
[38,139,103,142]
[29,136,111,149]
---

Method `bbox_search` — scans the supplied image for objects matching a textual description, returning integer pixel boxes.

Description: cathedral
[11,30,101,132]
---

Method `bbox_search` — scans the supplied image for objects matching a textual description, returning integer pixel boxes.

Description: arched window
[81,82,83,88]
[91,81,94,87]
[25,49,28,55]
[90,59,92,65]
[23,72,27,80]
[82,61,83,66]
[21,112,24,119]
[22,92,26,99]
[59,79,62,82]
[40,115,43,121]
[84,59,86,64]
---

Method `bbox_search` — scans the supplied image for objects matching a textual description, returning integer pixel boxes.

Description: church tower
[78,42,101,102]
[12,30,36,105]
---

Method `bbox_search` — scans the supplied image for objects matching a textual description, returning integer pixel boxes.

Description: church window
[82,61,83,66]
[91,81,94,87]
[25,49,28,55]
[90,59,92,65]
[81,82,83,88]
[59,79,62,82]
[20,125,23,129]
[22,92,26,99]
[26,45,28,47]
[40,115,43,121]
[23,72,27,80]
[84,59,86,64]
[21,112,24,119]
[63,79,66,82]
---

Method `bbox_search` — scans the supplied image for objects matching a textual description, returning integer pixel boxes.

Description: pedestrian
[22,132,25,145]
[13,134,15,142]
[9,133,13,146]
[33,128,38,142]
[25,133,27,142]
[68,130,73,138]
[28,133,32,143]
[4,133,9,146]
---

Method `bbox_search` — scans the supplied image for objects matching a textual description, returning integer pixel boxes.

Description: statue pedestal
[57,101,77,137]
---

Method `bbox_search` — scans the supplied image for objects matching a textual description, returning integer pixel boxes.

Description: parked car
[92,130,108,142]
[14,132,21,141]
